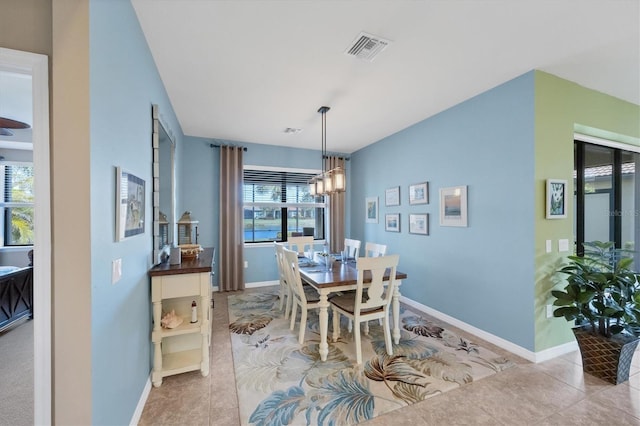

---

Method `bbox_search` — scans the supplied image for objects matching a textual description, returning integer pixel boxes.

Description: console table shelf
[148,247,214,387]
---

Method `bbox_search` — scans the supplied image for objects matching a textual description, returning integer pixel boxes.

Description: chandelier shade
[308,106,346,197]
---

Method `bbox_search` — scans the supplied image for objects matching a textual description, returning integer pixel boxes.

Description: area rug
[228,288,514,425]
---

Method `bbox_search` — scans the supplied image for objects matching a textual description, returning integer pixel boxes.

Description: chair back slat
[364,242,387,258]
[282,247,307,302]
[288,236,314,256]
[355,254,399,312]
[344,238,361,260]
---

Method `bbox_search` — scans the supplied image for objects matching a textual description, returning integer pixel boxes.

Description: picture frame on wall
[439,185,468,227]
[409,213,429,235]
[385,186,400,206]
[365,196,379,224]
[116,166,146,241]
[546,179,567,219]
[409,182,428,205]
[385,213,400,232]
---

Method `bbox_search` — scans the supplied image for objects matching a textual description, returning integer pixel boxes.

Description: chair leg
[298,307,307,344]
[363,320,369,335]
[284,288,292,319]
[332,306,340,342]
[279,286,285,312]
[383,313,393,356]
[348,319,353,333]
[354,320,362,365]
[290,302,298,331]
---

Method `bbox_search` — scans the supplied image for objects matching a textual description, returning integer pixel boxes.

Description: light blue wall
[90,0,183,424]
[350,72,536,349]
[180,138,350,284]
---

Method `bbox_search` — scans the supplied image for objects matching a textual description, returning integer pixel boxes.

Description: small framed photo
[385,213,400,232]
[439,185,468,227]
[116,167,146,241]
[366,196,379,224]
[546,179,567,219]
[409,182,428,205]
[409,213,429,235]
[385,186,400,206]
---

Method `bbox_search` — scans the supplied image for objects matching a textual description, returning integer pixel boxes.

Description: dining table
[297,256,408,361]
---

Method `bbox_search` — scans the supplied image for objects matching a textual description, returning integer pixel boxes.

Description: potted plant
[552,241,640,384]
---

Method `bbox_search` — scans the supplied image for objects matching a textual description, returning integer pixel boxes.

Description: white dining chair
[364,242,387,258]
[330,254,400,364]
[282,247,321,344]
[343,238,361,262]
[274,242,292,318]
[287,235,314,257]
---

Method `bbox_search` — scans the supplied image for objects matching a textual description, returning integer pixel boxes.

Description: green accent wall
[534,70,640,352]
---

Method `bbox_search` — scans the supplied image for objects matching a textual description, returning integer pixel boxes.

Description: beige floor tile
[533,356,611,393]
[537,397,640,426]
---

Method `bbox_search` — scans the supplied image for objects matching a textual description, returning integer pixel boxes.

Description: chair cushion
[330,294,383,315]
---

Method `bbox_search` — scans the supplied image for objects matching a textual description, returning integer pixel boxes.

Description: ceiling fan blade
[0,128,14,136]
[0,117,30,129]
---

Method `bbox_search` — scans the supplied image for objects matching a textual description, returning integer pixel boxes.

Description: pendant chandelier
[309,106,346,197]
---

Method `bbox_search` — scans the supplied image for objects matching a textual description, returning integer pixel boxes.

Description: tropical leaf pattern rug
[228,288,514,425]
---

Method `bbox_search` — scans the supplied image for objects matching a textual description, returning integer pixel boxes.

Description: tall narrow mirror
[152,104,176,262]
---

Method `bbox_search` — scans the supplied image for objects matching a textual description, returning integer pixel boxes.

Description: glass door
[575,141,639,265]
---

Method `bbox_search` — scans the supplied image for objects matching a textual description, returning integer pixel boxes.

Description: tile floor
[138,289,640,425]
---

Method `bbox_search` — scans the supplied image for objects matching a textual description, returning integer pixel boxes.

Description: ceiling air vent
[344,32,392,62]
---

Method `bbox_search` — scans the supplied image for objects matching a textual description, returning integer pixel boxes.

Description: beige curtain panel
[326,156,345,253]
[219,146,245,292]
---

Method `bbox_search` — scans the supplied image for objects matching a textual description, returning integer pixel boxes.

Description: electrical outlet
[546,304,554,318]
[244,261,248,268]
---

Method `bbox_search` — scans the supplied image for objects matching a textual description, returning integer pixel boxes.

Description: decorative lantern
[177,211,199,245]
[159,211,169,248]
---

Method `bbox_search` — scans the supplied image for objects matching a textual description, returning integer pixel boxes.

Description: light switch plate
[558,239,570,252]
[112,258,122,284]
[545,240,552,253]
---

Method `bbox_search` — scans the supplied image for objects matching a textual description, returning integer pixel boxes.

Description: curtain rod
[323,154,350,161]
[210,143,247,152]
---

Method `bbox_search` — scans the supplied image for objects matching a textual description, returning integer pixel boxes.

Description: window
[0,163,34,246]
[574,141,639,264]
[243,167,325,243]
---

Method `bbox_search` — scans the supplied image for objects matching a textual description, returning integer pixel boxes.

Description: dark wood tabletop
[148,247,215,277]
[298,259,407,289]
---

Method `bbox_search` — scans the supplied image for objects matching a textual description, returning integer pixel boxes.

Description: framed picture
[116,167,146,241]
[385,186,400,206]
[385,213,400,232]
[409,213,429,235]
[439,185,468,227]
[546,179,567,219]
[409,182,428,205]
[365,196,379,224]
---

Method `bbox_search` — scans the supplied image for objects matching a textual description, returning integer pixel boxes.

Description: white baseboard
[245,280,278,289]
[212,280,277,292]
[531,340,578,363]
[400,296,575,363]
[130,376,151,426]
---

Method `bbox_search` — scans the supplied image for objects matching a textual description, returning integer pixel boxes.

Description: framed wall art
[385,213,400,232]
[409,213,429,235]
[409,182,428,205]
[365,196,379,224]
[439,185,468,227]
[546,179,567,219]
[116,166,146,241]
[385,186,400,206]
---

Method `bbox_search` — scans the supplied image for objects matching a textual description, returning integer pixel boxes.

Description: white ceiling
[5,2,638,154]
[131,0,638,154]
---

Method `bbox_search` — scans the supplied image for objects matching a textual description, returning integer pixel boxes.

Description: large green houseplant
[552,241,640,384]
